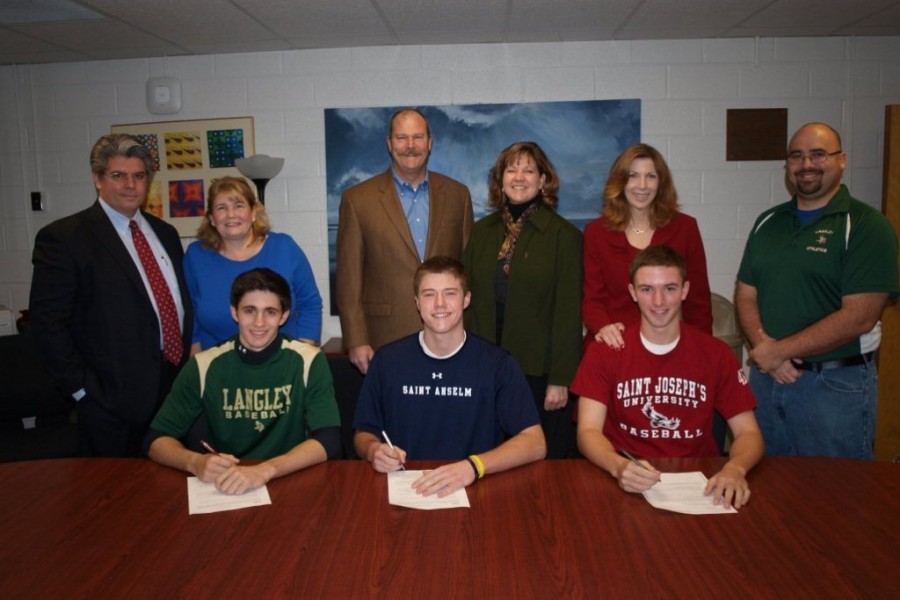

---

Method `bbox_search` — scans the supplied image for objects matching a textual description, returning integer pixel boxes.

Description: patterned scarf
[497,199,540,277]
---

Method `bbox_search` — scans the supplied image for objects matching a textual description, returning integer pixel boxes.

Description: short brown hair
[602,143,679,231]
[414,256,469,295]
[487,141,560,211]
[196,176,271,251]
[629,245,687,283]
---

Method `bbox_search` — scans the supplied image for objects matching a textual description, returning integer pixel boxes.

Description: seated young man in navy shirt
[354,256,546,497]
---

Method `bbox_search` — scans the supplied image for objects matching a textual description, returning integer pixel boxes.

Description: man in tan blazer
[337,108,474,374]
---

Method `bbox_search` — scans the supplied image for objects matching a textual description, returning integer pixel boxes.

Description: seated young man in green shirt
[146,267,340,495]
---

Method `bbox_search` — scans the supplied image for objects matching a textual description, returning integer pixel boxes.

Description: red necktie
[129,220,183,365]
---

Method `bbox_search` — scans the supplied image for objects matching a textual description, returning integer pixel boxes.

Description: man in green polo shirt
[147,268,341,494]
[735,122,898,458]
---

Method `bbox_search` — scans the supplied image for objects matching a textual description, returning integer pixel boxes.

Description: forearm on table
[477,425,546,475]
[256,439,327,482]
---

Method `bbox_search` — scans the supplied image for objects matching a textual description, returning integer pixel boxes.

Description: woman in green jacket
[462,141,583,458]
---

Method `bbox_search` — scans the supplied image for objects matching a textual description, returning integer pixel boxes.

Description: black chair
[0,326,79,461]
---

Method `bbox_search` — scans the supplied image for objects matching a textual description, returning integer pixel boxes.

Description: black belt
[796,352,874,372]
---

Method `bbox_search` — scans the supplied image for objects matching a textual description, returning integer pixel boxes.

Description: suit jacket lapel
[377,169,419,260]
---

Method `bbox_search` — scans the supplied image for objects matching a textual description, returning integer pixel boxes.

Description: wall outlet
[30,191,43,211]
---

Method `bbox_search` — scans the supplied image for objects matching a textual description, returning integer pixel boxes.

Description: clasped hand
[193,453,272,495]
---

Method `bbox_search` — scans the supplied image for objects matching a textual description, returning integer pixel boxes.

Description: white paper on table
[642,471,737,515]
[387,470,470,510]
[187,476,272,515]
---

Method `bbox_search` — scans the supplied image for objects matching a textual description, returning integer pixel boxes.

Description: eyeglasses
[785,150,842,165]
[104,170,148,183]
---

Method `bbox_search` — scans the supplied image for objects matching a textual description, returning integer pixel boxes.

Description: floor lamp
[234,154,285,205]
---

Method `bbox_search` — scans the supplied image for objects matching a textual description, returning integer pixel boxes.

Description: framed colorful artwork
[111,116,255,237]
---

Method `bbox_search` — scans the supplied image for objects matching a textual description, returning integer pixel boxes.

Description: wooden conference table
[1,457,897,599]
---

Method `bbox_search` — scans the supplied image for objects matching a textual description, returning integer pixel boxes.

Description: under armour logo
[432,372,442,380]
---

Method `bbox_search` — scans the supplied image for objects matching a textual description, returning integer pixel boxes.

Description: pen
[381,430,406,470]
[620,448,652,471]
[200,439,220,456]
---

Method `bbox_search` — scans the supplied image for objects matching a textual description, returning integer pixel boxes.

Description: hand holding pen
[194,439,240,482]
[376,430,406,472]
[617,449,661,493]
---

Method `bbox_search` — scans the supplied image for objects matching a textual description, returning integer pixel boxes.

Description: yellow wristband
[469,454,485,479]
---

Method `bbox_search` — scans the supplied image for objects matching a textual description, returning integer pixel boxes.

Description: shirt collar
[391,169,430,193]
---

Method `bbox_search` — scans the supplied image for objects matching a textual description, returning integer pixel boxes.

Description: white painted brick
[277,143,321,179]
[851,61,882,96]
[451,68,524,104]
[115,81,149,116]
[850,97,894,133]
[497,43,563,68]
[166,55,216,80]
[214,52,283,78]
[86,59,150,83]
[284,48,353,75]
[284,109,325,146]
[703,170,772,205]
[848,131,880,169]
[312,71,384,107]
[667,134,726,171]
[31,62,87,86]
[52,83,117,117]
[702,39,755,64]
[57,150,90,184]
[522,67,594,101]
[774,38,847,62]
[250,111,286,145]
[249,77,316,110]
[882,63,900,94]
[34,118,91,152]
[809,63,850,97]
[5,219,29,252]
[739,64,810,98]
[2,185,26,220]
[595,65,667,100]
[275,210,325,247]
[287,177,327,214]
[669,64,739,99]
[784,99,844,132]
[422,44,506,70]
[671,170,701,204]
[382,70,454,106]
[852,37,900,61]
[642,100,702,135]
[700,99,778,135]
[0,153,25,187]
[181,79,249,113]
[351,46,423,71]
[560,41,631,66]
[847,168,884,210]
[684,203,738,240]
[632,39,702,64]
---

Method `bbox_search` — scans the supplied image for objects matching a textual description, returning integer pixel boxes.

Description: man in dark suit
[337,108,474,374]
[30,134,192,457]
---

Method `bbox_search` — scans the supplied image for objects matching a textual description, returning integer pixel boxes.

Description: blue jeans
[750,359,877,458]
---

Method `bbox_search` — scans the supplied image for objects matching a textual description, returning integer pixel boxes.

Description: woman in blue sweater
[184,176,322,352]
